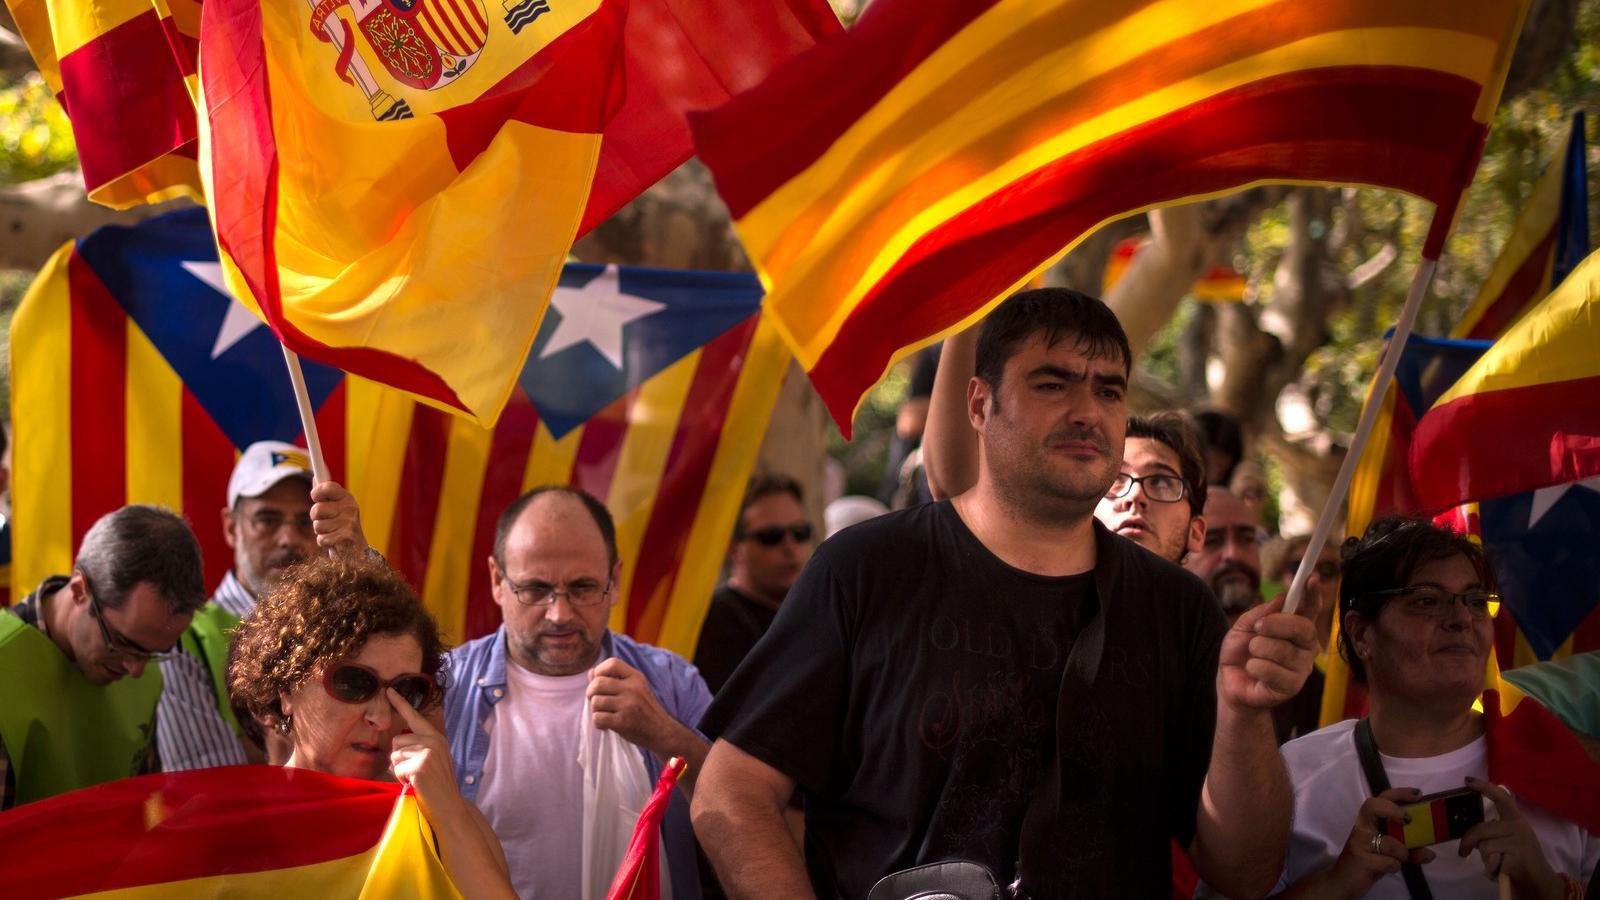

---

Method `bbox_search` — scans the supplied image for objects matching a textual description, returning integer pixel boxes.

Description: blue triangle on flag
[1481,485,1600,658]
[521,263,763,439]
[73,208,344,451]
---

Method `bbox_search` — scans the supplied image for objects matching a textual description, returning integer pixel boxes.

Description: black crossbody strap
[1353,719,1434,900]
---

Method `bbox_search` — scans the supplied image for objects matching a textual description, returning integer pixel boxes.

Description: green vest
[0,610,164,806]
[179,603,245,736]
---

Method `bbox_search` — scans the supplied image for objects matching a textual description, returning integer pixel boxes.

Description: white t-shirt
[1254,719,1598,899]
[476,662,589,900]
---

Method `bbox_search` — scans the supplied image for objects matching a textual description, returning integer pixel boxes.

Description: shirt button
[491,688,504,699]
[477,677,487,686]
[464,774,476,785]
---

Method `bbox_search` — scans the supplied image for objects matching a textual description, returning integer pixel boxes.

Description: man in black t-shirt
[691,288,1318,900]
[694,473,815,694]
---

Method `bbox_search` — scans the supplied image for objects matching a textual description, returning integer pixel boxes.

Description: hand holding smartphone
[1381,787,1486,849]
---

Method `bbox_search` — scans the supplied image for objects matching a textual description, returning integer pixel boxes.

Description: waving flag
[193,0,834,426]
[10,211,788,652]
[360,264,790,651]
[0,767,458,899]
[1453,112,1590,340]
[1,0,203,208]
[1101,236,1247,304]
[1483,683,1600,835]
[692,0,1529,431]
[1411,248,1600,510]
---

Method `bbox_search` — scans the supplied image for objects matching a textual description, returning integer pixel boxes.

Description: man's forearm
[693,787,814,899]
[1191,704,1291,900]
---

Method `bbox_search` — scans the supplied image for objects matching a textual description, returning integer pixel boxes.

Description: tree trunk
[0,172,192,271]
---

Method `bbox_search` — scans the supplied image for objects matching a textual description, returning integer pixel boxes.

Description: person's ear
[1185,515,1206,557]
[67,571,91,608]
[1344,610,1372,658]
[487,556,508,609]
[967,377,990,431]
[221,506,239,551]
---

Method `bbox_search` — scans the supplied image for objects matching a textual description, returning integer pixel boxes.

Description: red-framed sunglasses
[321,663,438,711]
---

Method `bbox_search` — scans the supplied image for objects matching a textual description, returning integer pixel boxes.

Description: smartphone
[1382,787,1486,849]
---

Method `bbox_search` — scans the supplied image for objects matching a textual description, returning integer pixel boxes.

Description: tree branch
[1,171,193,272]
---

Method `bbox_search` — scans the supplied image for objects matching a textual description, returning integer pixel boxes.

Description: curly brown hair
[228,554,446,730]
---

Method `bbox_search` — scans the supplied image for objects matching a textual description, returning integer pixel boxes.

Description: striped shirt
[155,572,256,771]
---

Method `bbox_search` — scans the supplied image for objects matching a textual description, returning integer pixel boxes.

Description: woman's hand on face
[387,688,466,820]
[1329,788,1436,898]
[1458,778,1566,900]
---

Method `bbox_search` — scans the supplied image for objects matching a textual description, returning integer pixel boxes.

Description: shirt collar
[214,571,257,618]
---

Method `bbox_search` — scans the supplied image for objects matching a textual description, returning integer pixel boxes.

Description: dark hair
[493,486,618,569]
[228,554,446,730]
[738,473,804,531]
[974,288,1132,399]
[1126,412,1207,518]
[1193,410,1245,485]
[74,505,205,615]
[1336,517,1495,683]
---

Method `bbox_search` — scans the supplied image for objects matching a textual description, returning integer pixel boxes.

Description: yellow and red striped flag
[692,0,1529,432]
[0,767,459,898]
[1,0,204,207]
[1452,112,1590,340]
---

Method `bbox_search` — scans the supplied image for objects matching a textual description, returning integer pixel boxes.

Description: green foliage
[827,360,908,497]
[0,72,77,185]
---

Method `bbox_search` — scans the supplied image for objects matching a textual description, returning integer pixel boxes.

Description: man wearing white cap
[155,441,367,770]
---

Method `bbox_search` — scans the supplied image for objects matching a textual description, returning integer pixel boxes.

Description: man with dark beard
[1186,487,1265,625]
[692,288,1317,900]
[155,442,366,770]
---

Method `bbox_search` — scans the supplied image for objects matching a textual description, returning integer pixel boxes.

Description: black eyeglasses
[739,523,814,547]
[321,663,438,710]
[81,573,179,662]
[497,565,613,607]
[1293,558,1340,580]
[1105,473,1187,504]
[1369,586,1502,620]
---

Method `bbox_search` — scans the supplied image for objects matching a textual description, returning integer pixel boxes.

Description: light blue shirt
[444,626,711,899]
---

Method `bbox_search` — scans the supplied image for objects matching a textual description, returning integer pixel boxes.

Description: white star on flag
[181,260,266,360]
[1527,474,1600,528]
[538,264,666,370]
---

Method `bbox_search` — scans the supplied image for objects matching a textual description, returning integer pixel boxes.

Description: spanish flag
[1452,112,1590,341]
[0,767,460,898]
[191,0,834,427]
[1410,247,1600,512]
[692,0,1529,432]
[1,0,204,207]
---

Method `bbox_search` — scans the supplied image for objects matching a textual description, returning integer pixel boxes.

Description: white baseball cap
[227,441,314,507]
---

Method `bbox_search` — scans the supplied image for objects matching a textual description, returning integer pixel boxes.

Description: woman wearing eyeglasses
[1240,517,1598,899]
[228,555,514,899]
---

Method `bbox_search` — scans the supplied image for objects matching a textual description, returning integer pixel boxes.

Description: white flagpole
[281,344,333,485]
[1282,253,1440,616]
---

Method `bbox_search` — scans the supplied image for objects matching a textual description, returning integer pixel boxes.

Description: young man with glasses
[0,505,205,809]
[155,441,367,772]
[694,473,815,694]
[1096,412,1208,565]
[444,486,712,900]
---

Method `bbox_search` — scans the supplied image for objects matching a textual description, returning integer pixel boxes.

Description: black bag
[866,861,1006,900]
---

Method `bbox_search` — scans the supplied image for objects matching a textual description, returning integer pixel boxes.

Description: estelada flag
[1483,682,1600,835]
[692,0,1529,432]
[194,0,835,427]
[605,757,687,900]
[1453,111,1591,341]
[359,263,790,652]
[0,767,459,898]
[9,210,790,655]
[1,0,203,208]
[8,207,357,594]
[1410,247,1600,511]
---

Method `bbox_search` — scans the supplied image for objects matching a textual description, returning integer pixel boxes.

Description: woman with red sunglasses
[230,554,513,899]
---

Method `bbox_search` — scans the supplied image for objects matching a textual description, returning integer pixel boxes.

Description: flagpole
[281,345,332,485]
[1282,254,1440,616]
